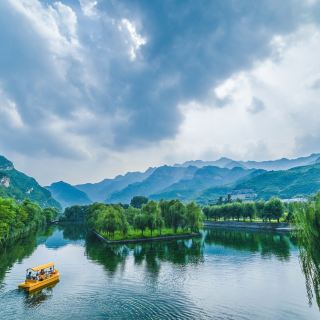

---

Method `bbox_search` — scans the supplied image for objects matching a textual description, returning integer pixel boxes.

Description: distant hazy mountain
[107,165,198,204]
[46,181,92,209]
[76,167,155,202]
[177,157,246,169]
[43,152,320,207]
[151,166,263,201]
[176,153,320,171]
[0,155,61,209]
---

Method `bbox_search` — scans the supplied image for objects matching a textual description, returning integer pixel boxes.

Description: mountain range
[176,153,320,171]
[1,153,320,210]
[46,152,320,206]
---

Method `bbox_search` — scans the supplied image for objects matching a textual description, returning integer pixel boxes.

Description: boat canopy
[31,262,54,272]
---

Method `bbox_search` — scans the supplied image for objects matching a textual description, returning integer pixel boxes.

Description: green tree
[130,196,148,208]
[231,202,243,221]
[142,201,160,236]
[125,206,141,225]
[155,211,164,235]
[202,206,210,219]
[264,198,284,222]
[43,207,59,222]
[96,206,124,238]
[168,200,186,233]
[186,202,202,232]
[255,200,265,220]
[243,203,256,221]
[133,214,148,235]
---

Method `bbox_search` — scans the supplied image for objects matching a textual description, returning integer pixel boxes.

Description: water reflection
[59,223,87,241]
[204,228,294,261]
[0,228,52,286]
[23,282,59,308]
[85,236,205,276]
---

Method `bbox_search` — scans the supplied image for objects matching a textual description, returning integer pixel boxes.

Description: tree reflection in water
[58,223,87,241]
[85,236,204,276]
[0,227,53,286]
[204,228,293,261]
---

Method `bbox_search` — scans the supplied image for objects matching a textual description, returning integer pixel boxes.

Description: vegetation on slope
[0,155,60,209]
[236,163,320,199]
[0,197,58,245]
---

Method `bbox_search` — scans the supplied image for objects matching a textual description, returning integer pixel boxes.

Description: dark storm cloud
[0,0,319,157]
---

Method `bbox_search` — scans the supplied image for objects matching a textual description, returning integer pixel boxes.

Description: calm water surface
[0,225,319,319]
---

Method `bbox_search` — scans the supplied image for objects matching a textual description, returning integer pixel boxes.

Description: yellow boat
[18,262,60,292]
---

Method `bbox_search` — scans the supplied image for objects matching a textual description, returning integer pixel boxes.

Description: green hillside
[151,166,262,201]
[107,165,198,204]
[0,156,61,210]
[236,163,320,199]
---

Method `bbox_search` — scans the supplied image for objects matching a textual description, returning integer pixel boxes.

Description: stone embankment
[92,230,201,245]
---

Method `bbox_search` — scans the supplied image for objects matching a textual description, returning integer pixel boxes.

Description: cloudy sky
[1,0,320,185]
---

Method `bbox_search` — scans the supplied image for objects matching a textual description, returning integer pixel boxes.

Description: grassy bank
[99,227,195,241]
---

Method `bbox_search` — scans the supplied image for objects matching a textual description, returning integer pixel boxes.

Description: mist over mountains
[1,153,320,209]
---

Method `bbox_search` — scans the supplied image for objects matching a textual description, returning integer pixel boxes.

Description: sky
[0,0,320,185]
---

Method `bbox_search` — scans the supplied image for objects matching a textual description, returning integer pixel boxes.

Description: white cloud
[9,0,80,58]
[161,24,320,162]
[0,89,24,128]
[1,1,320,184]
[79,0,98,17]
[118,18,147,61]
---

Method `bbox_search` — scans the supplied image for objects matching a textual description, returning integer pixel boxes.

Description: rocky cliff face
[0,177,10,188]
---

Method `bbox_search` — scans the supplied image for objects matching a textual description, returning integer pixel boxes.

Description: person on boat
[26,271,32,280]
[39,269,45,281]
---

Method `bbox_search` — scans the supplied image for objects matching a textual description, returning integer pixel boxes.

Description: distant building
[281,197,308,203]
[230,189,257,201]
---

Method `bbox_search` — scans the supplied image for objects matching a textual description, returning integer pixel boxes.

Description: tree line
[63,197,203,239]
[0,197,58,245]
[203,197,290,223]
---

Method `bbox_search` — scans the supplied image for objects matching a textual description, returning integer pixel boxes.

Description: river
[0,225,319,319]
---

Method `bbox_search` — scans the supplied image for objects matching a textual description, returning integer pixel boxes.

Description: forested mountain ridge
[150,166,264,201]
[0,155,61,209]
[106,165,198,204]
[236,163,320,199]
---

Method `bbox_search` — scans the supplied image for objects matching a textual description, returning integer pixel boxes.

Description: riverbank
[204,221,294,232]
[93,230,201,244]
[0,222,45,247]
